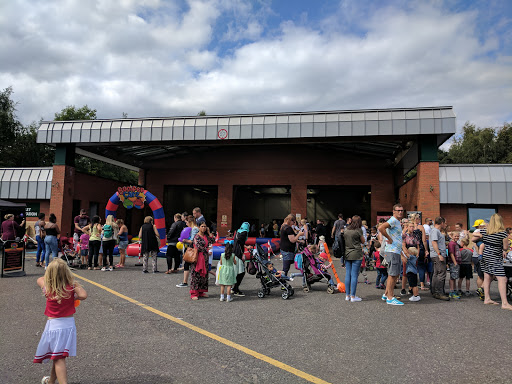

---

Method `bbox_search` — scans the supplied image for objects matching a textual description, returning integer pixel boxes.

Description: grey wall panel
[253,124,264,139]
[421,118,435,134]
[393,120,406,135]
[90,130,101,142]
[440,182,448,203]
[326,122,338,136]
[352,121,365,135]
[111,128,121,142]
[61,130,71,142]
[18,181,28,198]
[100,125,111,141]
[9,182,19,198]
[183,126,195,140]
[229,125,241,140]
[289,123,300,137]
[71,129,81,142]
[36,182,46,198]
[240,125,251,139]
[313,122,326,137]
[365,120,378,136]
[447,181,462,203]
[52,129,61,143]
[407,119,420,134]
[379,120,392,135]
[491,182,506,203]
[141,127,152,141]
[276,123,288,138]
[194,125,206,140]
[46,182,51,199]
[172,126,183,140]
[205,126,217,140]
[151,127,163,141]
[476,183,492,204]
[28,182,37,198]
[301,122,313,137]
[264,124,276,139]
[507,183,512,204]
[339,122,351,136]
[120,129,131,142]
[461,182,476,203]
[442,118,455,133]
[434,119,443,133]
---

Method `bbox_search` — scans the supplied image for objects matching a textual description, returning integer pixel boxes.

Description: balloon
[337,282,346,293]
[176,242,184,251]
[74,299,81,308]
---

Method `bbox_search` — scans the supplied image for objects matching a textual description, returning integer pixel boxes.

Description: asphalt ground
[1,251,511,384]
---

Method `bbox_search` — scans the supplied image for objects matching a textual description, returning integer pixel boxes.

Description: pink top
[44,285,76,318]
[80,233,90,250]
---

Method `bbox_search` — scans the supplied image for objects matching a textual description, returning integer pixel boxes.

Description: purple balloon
[178,227,192,242]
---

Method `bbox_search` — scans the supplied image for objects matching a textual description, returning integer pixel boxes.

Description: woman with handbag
[176,217,198,288]
[189,223,213,300]
[138,216,160,273]
[1,213,25,241]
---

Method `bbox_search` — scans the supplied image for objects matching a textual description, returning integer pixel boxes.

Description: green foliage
[75,155,138,184]
[0,87,54,167]
[54,105,97,121]
[197,110,206,116]
[439,122,512,164]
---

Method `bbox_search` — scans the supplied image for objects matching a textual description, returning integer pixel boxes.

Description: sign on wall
[117,186,146,209]
[25,203,40,218]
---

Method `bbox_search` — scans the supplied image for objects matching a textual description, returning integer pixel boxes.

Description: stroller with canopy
[299,247,336,294]
[254,244,294,300]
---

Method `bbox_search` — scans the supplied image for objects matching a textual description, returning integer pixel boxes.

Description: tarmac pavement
[1,251,511,384]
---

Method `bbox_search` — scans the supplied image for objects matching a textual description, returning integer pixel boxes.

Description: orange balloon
[337,282,346,293]
[74,299,81,308]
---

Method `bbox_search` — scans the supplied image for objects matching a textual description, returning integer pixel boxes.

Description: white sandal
[41,376,50,384]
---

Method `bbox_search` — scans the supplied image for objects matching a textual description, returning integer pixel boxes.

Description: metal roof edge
[439,164,512,167]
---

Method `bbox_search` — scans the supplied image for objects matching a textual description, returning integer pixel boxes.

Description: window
[467,207,497,230]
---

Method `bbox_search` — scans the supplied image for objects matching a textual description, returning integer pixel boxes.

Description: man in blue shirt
[193,207,206,226]
[379,204,406,306]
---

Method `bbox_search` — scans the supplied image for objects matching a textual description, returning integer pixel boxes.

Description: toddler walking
[34,258,87,384]
[218,242,237,302]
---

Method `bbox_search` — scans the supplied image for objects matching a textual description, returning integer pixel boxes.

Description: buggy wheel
[265,288,271,295]
[303,287,310,293]
[281,291,289,300]
[326,285,335,294]
[257,289,265,298]
[289,287,295,296]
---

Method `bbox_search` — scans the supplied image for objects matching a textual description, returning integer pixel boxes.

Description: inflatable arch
[105,186,166,247]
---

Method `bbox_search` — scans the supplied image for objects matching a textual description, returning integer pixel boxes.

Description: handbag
[183,246,198,264]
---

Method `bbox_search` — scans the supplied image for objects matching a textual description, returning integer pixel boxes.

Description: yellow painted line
[73,273,331,384]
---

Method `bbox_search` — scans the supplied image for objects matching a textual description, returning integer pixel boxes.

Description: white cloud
[0,0,510,133]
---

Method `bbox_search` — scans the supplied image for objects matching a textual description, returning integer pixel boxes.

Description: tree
[439,122,512,164]
[54,105,97,121]
[0,87,53,167]
[197,110,206,116]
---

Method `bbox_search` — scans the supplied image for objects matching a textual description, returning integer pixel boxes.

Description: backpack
[246,261,257,275]
[103,224,113,238]
[294,253,303,270]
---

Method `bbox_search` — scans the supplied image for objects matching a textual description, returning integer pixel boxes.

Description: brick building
[2,106,511,237]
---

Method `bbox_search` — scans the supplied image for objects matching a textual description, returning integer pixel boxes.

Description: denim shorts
[385,252,401,277]
[118,241,128,250]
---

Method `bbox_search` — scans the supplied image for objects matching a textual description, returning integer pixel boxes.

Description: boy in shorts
[405,247,421,301]
[448,232,462,299]
[458,237,473,296]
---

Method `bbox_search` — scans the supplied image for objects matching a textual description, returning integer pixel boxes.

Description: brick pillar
[291,183,307,220]
[416,161,440,220]
[217,183,233,237]
[138,169,145,187]
[49,165,76,237]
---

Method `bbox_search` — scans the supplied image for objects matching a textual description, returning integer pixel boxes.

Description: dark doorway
[163,186,218,228]
[232,186,291,235]
[307,186,371,228]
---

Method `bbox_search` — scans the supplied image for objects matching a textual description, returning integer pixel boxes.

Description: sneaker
[409,295,421,302]
[176,282,188,287]
[400,289,407,295]
[387,297,404,306]
[351,296,362,302]
[465,291,471,297]
[457,290,463,296]
[108,267,113,271]
[289,277,294,281]
[345,296,350,301]
[219,297,225,302]
[41,377,50,384]
[435,294,450,301]
[101,267,107,271]
[476,287,484,297]
[233,291,245,297]
[142,270,149,273]
[226,296,233,302]
[449,292,461,299]
[381,294,387,301]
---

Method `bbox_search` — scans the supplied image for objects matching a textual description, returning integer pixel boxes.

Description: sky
[1,0,511,136]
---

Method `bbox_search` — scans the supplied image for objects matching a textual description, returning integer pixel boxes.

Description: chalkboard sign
[1,241,26,277]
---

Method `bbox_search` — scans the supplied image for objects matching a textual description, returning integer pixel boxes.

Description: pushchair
[254,244,294,300]
[300,247,336,294]
[60,237,81,268]
[504,261,512,299]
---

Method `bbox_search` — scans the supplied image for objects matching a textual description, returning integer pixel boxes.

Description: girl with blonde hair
[34,258,88,383]
[472,213,511,310]
[101,215,118,271]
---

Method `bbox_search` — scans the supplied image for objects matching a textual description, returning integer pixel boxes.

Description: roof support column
[291,183,307,221]
[217,183,233,237]
[416,161,440,221]
[50,144,76,235]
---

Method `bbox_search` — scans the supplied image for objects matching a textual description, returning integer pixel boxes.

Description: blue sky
[0,0,511,132]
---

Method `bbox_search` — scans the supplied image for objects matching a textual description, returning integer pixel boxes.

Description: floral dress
[190,233,211,297]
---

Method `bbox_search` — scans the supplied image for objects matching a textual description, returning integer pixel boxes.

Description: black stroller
[254,244,294,300]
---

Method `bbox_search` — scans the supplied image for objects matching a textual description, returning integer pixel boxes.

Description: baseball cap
[473,219,485,228]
